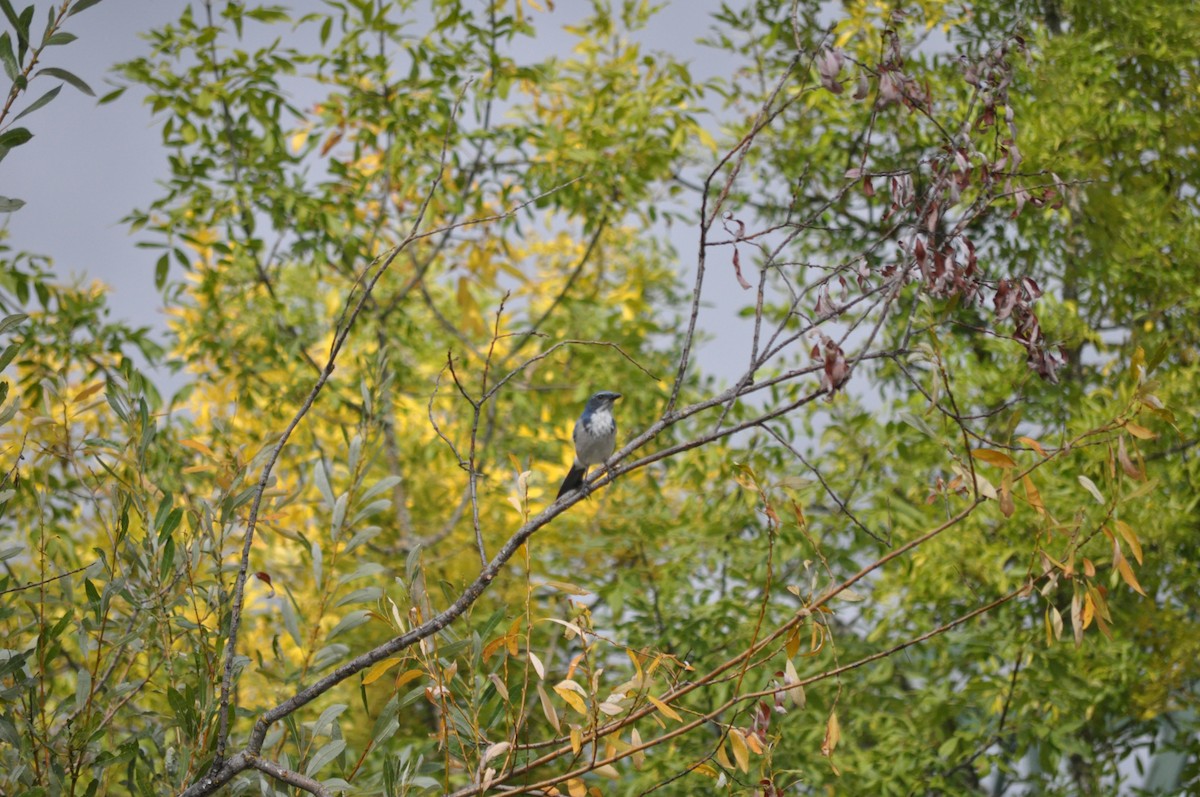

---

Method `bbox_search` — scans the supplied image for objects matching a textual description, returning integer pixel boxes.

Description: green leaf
[97,86,124,105]
[333,586,382,608]
[310,703,347,740]
[154,252,168,290]
[0,342,20,372]
[280,589,302,647]
[0,195,24,212]
[0,313,26,335]
[0,32,16,80]
[0,0,19,36]
[326,610,369,641]
[0,127,31,148]
[0,395,18,424]
[67,0,103,17]
[15,4,32,59]
[35,66,93,96]
[304,739,345,778]
[13,83,59,121]
[44,30,75,46]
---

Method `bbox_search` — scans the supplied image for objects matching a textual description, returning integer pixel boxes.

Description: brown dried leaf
[732,247,752,290]
[1124,421,1157,440]
[1117,558,1147,597]
[631,728,645,769]
[972,449,1017,468]
[1117,436,1143,480]
[821,710,841,759]
[537,683,560,731]
[482,741,511,765]
[1114,520,1143,565]
[998,480,1015,517]
[1017,435,1048,457]
[1047,605,1063,643]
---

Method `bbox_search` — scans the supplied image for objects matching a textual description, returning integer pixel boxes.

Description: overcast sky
[6,2,732,306]
[3,0,760,390]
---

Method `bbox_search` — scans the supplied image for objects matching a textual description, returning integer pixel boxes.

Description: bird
[557,390,622,499]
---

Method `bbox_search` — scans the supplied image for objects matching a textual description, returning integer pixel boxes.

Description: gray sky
[5,1,181,331]
[2,0,755,387]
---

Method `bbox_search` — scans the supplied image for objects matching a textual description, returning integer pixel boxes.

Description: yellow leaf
[1130,345,1146,380]
[1088,583,1113,623]
[693,762,719,778]
[289,128,309,153]
[534,580,591,596]
[483,634,511,662]
[394,668,425,689]
[456,276,486,336]
[570,726,582,755]
[631,728,646,769]
[73,381,106,402]
[627,649,644,683]
[1113,520,1143,565]
[785,627,801,658]
[506,617,521,657]
[553,684,588,715]
[715,738,733,769]
[1124,421,1157,440]
[567,778,587,797]
[362,656,403,686]
[728,728,750,773]
[1116,558,1147,597]
[821,711,840,757]
[972,449,1017,468]
[1017,435,1048,457]
[744,733,764,754]
[1070,590,1083,648]
[1022,475,1044,515]
[179,438,217,459]
[646,694,682,723]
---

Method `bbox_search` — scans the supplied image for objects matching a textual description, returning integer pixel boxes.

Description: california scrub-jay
[557,391,621,499]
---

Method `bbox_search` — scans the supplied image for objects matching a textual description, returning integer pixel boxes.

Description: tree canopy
[0,1,1196,795]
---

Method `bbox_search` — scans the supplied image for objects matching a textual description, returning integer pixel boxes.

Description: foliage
[0,1,1196,796]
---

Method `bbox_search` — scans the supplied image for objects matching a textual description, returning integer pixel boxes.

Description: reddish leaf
[732,247,751,290]
[254,571,276,597]
[1117,435,1143,480]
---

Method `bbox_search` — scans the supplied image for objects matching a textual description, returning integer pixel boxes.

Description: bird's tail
[557,464,587,498]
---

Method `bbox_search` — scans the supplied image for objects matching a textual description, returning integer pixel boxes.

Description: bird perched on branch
[557,391,621,499]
